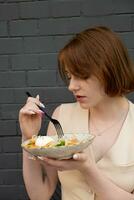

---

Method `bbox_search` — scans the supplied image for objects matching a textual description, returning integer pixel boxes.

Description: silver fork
[26,92,64,139]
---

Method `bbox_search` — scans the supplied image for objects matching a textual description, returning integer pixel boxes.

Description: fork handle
[36,104,51,119]
[26,91,32,97]
[26,91,45,110]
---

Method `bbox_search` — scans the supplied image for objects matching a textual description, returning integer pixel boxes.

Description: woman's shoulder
[51,102,79,120]
[129,100,134,116]
[56,102,88,133]
[60,102,78,110]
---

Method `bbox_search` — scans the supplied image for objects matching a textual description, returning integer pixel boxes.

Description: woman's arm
[75,151,134,200]
[23,150,58,200]
[40,147,134,200]
[22,117,59,200]
[19,97,60,200]
[83,164,134,200]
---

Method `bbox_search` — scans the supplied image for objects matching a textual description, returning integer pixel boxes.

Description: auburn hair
[58,26,134,96]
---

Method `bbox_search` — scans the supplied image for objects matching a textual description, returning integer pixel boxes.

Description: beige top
[57,101,134,200]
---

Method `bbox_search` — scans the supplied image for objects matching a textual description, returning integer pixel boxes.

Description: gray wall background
[0,0,134,199]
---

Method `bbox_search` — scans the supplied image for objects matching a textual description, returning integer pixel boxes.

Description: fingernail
[38,110,44,118]
[40,102,45,108]
[38,156,44,160]
[28,156,36,160]
[73,154,78,160]
[36,94,40,99]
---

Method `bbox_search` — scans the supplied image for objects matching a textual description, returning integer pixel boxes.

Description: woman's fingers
[38,157,65,168]
[24,110,36,115]
[26,96,40,106]
[28,155,37,161]
[20,107,43,116]
[20,96,44,116]
[27,95,45,108]
[32,154,89,172]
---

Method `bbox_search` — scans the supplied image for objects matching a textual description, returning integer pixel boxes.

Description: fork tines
[38,104,64,139]
[25,91,64,139]
[51,119,64,139]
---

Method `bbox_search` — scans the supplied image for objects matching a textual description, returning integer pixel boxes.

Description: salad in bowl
[21,133,95,160]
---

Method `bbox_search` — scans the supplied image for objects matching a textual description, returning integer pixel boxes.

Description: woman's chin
[78,102,90,109]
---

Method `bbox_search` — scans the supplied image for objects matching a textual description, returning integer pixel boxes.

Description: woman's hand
[19,95,43,139]
[38,146,96,173]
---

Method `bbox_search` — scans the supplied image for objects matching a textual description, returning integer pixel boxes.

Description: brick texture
[0,0,134,200]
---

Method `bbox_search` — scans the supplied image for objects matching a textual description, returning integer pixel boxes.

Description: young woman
[19,26,134,200]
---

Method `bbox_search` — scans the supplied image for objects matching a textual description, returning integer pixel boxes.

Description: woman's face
[68,74,106,109]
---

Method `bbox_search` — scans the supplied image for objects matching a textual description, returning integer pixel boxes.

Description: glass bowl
[21,133,95,160]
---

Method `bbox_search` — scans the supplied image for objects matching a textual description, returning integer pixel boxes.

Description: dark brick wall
[0,0,134,199]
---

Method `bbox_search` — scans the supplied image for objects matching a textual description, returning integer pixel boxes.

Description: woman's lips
[76,95,86,102]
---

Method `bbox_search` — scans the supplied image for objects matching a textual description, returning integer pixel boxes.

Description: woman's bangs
[58,42,91,80]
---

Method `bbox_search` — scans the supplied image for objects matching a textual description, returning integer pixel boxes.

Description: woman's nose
[68,78,80,92]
